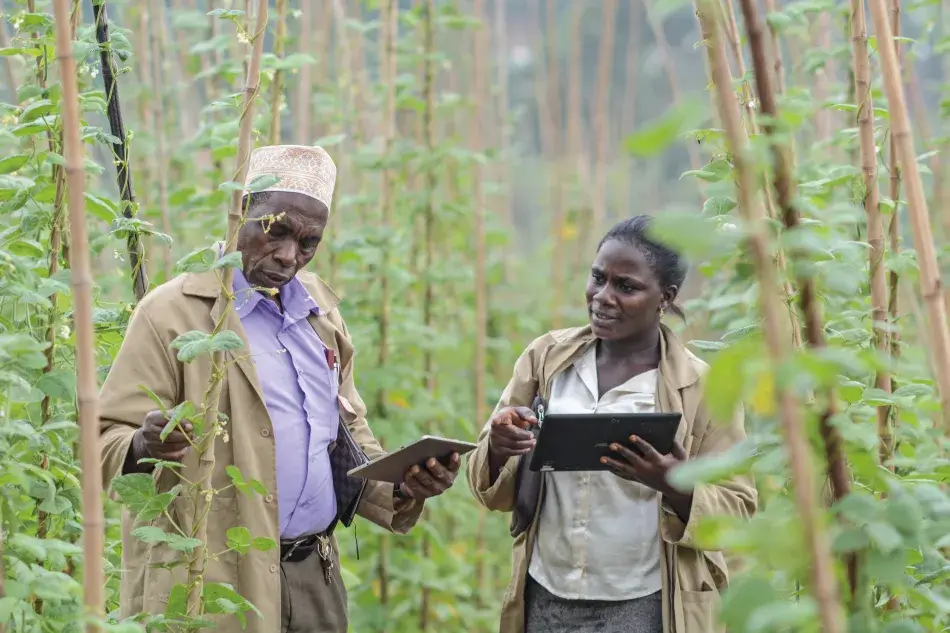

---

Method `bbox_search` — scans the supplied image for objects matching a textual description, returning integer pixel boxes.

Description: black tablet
[528,412,683,472]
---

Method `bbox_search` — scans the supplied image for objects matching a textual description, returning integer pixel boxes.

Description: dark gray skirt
[524,574,663,633]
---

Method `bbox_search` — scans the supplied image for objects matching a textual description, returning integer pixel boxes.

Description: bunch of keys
[316,534,334,585]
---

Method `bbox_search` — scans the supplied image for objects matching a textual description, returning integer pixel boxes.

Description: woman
[467,216,756,633]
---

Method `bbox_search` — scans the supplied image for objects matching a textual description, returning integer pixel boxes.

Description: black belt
[280,531,330,564]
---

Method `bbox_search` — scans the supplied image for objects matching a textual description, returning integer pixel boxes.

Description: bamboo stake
[739,0,855,600]
[148,0,172,281]
[851,0,894,453]
[418,4,437,627]
[494,0,511,232]
[641,0,704,196]
[885,0,901,470]
[472,0,490,605]
[869,0,950,427]
[699,2,845,631]
[295,0,313,143]
[536,0,568,329]
[184,0,268,617]
[374,0,399,612]
[269,0,287,145]
[814,13,833,143]
[762,0,785,95]
[93,1,149,301]
[53,0,105,630]
[590,0,617,243]
[620,1,642,209]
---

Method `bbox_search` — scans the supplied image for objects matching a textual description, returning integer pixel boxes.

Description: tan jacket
[99,269,424,633]
[467,325,757,633]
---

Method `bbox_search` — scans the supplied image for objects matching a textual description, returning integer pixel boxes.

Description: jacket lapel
[183,269,266,407]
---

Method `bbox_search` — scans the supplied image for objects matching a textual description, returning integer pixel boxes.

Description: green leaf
[226,526,252,554]
[313,134,347,147]
[110,473,157,513]
[623,99,706,157]
[170,330,213,362]
[212,251,243,270]
[85,192,119,221]
[208,330,244,353]
[36,369,76,400]
[252,537,277,552]
[0,154,31,174]
[702,195,737,216]
[866,522,904,553]
[20,99,53,123]
[245,173,280,192]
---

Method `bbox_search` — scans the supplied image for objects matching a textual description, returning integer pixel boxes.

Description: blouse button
[269,564,277,573]
[265,494,274,503]
[261,428,271,437]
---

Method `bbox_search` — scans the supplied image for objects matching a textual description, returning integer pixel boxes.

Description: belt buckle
[281,535,312,562]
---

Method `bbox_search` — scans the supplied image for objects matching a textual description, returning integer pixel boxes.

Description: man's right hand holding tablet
[487,406,539,482]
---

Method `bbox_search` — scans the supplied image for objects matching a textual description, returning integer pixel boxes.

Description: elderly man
[99,145,459,633]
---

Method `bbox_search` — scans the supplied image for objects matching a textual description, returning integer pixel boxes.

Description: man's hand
[397,453,461,501]
[126,410,194,474]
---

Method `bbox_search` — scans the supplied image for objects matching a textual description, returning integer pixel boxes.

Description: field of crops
[2,0,950,631]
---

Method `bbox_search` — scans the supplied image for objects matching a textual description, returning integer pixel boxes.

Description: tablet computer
[528,412,682,472]
[347,435,477,484]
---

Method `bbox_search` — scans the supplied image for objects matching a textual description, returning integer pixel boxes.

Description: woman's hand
[601,435,693,519]
[487,406,538,481]
[489,406,538,458]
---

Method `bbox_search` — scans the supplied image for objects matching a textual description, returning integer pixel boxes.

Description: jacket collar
[544,323,700,392]
[180,253,343,316]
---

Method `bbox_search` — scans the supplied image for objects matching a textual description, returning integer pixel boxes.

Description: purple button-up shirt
[233,268,339,539]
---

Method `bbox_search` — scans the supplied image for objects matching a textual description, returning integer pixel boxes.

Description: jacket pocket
[680,590,721,633]
[144,496,240,617]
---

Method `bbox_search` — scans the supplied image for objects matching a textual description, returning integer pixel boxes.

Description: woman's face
[585,239,674,341]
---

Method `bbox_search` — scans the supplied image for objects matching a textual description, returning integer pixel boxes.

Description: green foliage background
[3,0,950,632]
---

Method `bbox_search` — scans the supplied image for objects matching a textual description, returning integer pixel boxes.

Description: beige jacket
[99,269,424,633]
[467,325,757,633]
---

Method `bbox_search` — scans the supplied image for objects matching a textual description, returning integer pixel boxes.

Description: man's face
[236,190,329,289]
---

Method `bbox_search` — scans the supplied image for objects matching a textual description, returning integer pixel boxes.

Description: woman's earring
[659,306,665,319]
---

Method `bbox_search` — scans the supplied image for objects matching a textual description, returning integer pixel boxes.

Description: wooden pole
[699,2,846,630]
[850,0,893,459]
[867,0,950,427]
[184,0,268,617]
[270,0,287,144]
[53,0,105,630]
[739,0,855,600]
[590,0,617,238]
[885,0,901,470]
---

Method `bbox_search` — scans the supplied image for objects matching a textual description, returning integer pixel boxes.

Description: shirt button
[270,564,277,573]
[265,494,274,503]
[261,428,271,437]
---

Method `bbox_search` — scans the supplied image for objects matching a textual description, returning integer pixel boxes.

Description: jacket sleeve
[99,296,183,495]
[466,338,544,513]
[333,313,424,535]
[660,403,757,549]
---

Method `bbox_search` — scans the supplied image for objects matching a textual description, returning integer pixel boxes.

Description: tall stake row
[52,0,105,630]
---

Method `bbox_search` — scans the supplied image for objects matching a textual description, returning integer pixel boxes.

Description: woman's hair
[597,215,688,318]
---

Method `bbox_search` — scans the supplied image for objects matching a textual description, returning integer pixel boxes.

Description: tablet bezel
[527,412,683,473]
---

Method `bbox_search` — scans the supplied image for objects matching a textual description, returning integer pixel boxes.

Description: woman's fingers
[629,435,662,462]
[611,442,650,470]
[671,440,688,461]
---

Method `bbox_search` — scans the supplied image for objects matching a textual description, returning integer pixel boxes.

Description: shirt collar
[575,344,659,399]
[231,262,321,322]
